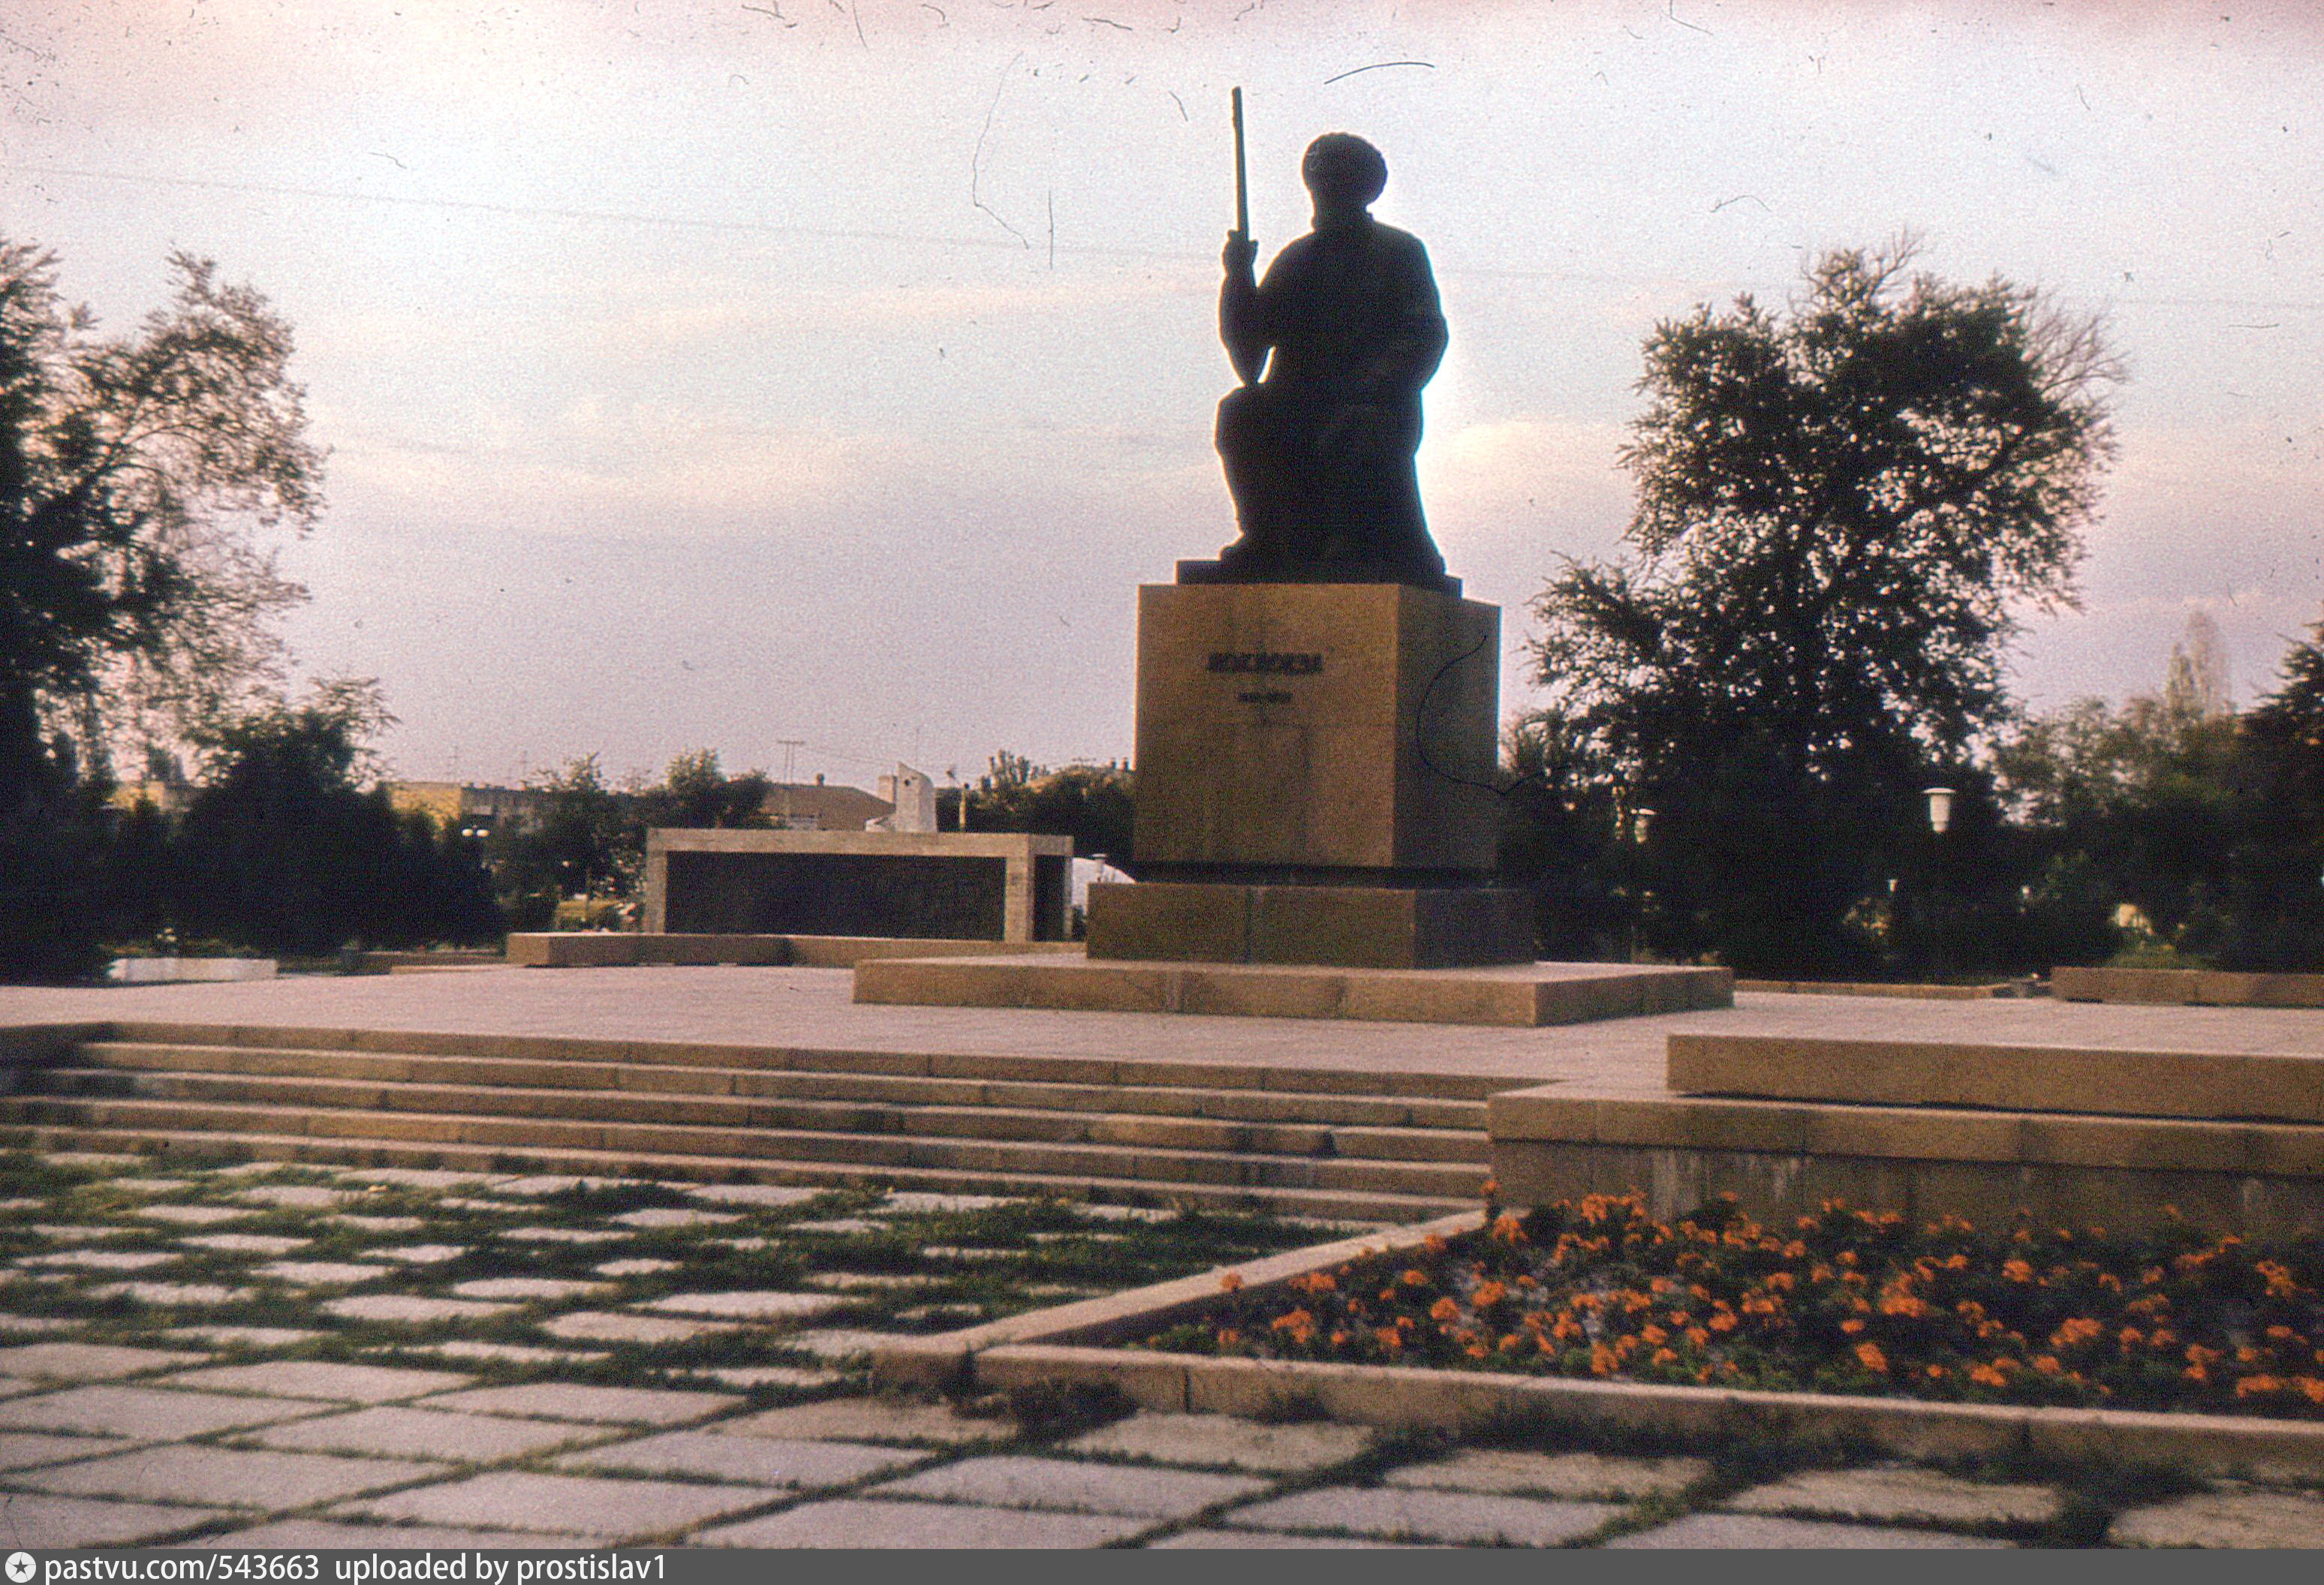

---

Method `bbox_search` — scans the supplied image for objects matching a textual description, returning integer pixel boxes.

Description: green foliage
[1522,241,2119,975]
[1,236,321,979]
[1995,615,2324,972]
[487,754,635,931]
[167,681,500,955]
[632,748,774,833]
[944,753,1133,860]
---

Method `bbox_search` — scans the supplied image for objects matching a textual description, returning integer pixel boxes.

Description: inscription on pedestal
[1132,582,1501,874]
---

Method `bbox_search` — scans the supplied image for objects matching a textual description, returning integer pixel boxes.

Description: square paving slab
[1064,1412,1374,1473]
[716,1396,1014,1446]
[14,1444,443,1510]
[199,1519,588,1549]
[339,1469,781,1541]
[693,1497,1145,1549]
[0,1385,321,1439]
[1385,1448,1711,1500]
[1726,1466,2063,1528]
[1607,1513,2011,1548]
[158,1361,473,1403]
[420,1382,739,1425]
[0,1431,136,1471]
[1227,1486,1621,1546]
[557,1430,921,1488]
[869,1454,1267,1520]
[537,1311,730,1346]
[322,1295,513,1324]
[2109,1490,2324,1547]
[637,1290,844,1321]
[0,1343,204,1381]
[242,1405,602,1463]
[0,1492,227,1547]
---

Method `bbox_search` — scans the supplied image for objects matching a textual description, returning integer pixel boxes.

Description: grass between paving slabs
[1143,1190,2324,1418]
[0,1150,1323,1397]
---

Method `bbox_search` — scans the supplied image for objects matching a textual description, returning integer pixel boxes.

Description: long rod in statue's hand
[1231,86,1250,244]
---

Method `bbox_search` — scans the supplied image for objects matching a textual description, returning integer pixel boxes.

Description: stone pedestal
[1087,881,1532,970]
[1130,582,1501,875]
[1096,579,1526,970]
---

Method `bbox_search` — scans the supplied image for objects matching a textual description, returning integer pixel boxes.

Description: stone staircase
[0,1022,1497,1223]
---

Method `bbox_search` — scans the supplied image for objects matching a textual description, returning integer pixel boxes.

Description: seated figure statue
[1211,133,1452,591]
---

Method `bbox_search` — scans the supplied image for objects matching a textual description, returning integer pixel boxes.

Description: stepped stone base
[2052,965,2324,1009]
[1492,1030,2324,1236]
[1086,881,1532,970]
[509,934,1080,969]
[852,951,1732,1029]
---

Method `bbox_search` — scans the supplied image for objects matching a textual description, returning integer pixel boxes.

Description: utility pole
[778,738,805,827]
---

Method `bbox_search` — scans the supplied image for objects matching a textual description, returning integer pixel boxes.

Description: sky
[5,0,2321,790]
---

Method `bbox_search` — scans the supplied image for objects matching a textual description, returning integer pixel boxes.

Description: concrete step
[0,1122,1469,1224]
[71,1042,1489,1132]
[0,1093,1489,1199]
[91,1023,1512,1102]
[34,1067,1489,1165]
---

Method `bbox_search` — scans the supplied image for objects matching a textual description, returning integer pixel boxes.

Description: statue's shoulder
[1368,221,1432,263]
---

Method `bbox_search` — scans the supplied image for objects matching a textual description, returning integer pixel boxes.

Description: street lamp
[1923,786,1957,836]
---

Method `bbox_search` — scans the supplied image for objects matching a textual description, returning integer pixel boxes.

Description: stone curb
[869,1208,1486,1389]
[870,1212,2324,1478]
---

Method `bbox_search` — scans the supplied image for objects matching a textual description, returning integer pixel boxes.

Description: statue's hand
[1222,231,1258,278]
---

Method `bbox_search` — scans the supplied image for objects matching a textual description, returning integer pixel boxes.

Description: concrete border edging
[868,1210,2324,1478]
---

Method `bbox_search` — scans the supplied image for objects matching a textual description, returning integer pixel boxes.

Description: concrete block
[420,1384,738,1426]
[243,1406,598,1463]
[1609,1512,2007,1547]
[1227,1485,1618,1546]
[2110,1490,2324,1547]
[17,1445,442,1510]
[1063,1411,1374,1472]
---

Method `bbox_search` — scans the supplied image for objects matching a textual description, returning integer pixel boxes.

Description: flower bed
[1139,1192,2324,1420]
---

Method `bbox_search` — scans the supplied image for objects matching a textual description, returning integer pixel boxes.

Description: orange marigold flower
[1855,1342,1889,1373]
[2051,1317,2104,1349]
[2032,1355,2063,1376]
[2235,1375,2285,1399]
[1465,1342,1489,1359]
[2298,1377,2324,1406]
[1708,1311,1739,1334]
[1292,1271,1335,1295]
[1925,1364,1949,1380]
[1374,1326,1403,1353]
[1968,1363,2009,1388]
[1489,1212,1528,1244]
[1401,1268,1431,1288]
[1590,1343,1618,1376]
[1651,1348,1678,1367]
[1841,1318,1867,1335]
[1473,1281,1508,1308]
[1329,1330,1350,1349]
[1422,1233,1448,1256]
[1685,1327,1710,1349]
[2002,1259,2035,1283]
[1639,1325,1669,1347]
[1217,1328,1240,1349]
[1218,1271,1244,1293]
[1499,1333,1524,1353]
[2118,1327,2144,1349]
[1429,1296,1462,1323]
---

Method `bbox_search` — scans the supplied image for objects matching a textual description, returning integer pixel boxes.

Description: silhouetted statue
[1209,134,1452,591]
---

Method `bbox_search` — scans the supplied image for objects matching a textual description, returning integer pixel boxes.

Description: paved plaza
[0,1150,2315,1548]
[9,964,2324,1096]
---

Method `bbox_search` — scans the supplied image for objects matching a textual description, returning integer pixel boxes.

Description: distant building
[871,765,938,833]
[757,776,894,832]
[387,782,546,838]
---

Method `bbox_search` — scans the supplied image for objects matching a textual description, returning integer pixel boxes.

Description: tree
[1,236,321,979]
[486,755,636,931]
[941,753,1135,859]
[633,749,775,832]
[1525,240,2118,974]
[170,681,499,955]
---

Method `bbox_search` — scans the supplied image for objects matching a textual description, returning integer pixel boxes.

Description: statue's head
[1302,134,1387,224]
